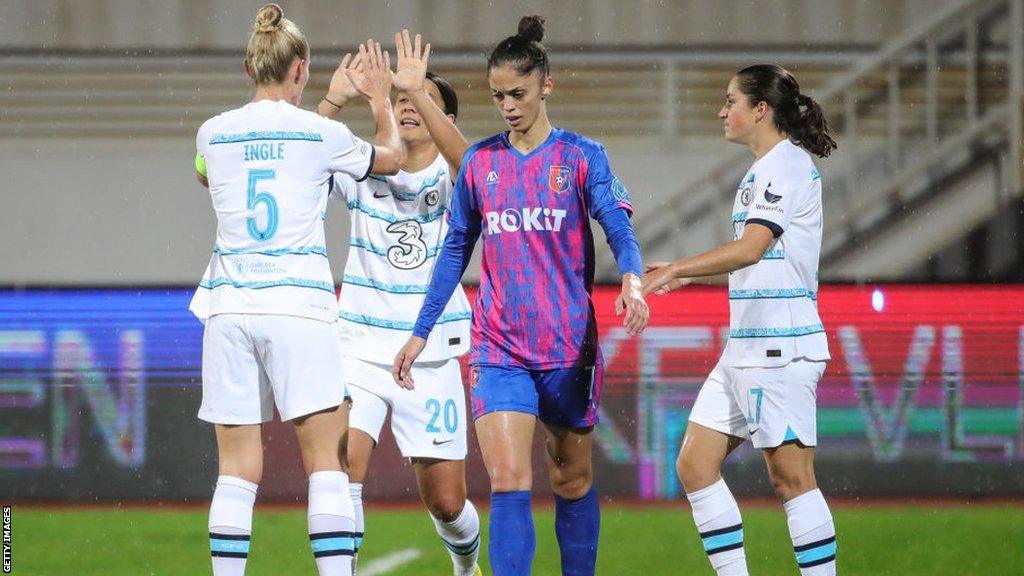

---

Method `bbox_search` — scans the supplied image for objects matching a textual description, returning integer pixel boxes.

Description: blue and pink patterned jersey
[413,128,640,370]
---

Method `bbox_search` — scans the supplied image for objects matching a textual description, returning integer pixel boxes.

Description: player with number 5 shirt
[190,5,402,575]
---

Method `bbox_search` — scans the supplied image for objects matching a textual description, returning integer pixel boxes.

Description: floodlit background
[1,1,1022,574]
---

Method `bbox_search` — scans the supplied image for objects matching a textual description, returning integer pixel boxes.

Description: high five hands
[344,39,393,103]
[392,29,430,93]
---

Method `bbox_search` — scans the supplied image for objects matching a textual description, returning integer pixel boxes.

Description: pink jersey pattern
[448,129,633,370]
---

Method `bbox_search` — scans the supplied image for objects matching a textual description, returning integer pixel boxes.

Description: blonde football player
[192,5,401,575]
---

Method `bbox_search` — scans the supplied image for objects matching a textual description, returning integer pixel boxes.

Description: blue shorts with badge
[469,364,602,429]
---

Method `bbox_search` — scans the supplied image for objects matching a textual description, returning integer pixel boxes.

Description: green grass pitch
[11,503,1023,575]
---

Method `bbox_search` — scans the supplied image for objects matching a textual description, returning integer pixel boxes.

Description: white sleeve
[195,119,212,157]
[329,174,359,204]
[322,118,375,182]
[744,165,801,238]
[439,166,454,205]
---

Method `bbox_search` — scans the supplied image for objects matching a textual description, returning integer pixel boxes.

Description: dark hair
[425,71,459,119]
[487,15,549,77]
[734,64,837,158]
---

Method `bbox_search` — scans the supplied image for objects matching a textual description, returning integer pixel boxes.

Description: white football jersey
[723,139,831,368]
[190,100,374,323]
[334,153,472,364]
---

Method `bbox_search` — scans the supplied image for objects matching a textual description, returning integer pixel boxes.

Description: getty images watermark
[2,505,10,573]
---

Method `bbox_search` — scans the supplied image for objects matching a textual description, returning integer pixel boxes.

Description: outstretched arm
[392,225,478,389]
[593,206,648,336]
[392,29,469,175]
[641,223,774,296]
[346,40,404,175]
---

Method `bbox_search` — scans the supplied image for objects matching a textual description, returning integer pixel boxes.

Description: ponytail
[245,3,309,86]
[735,65,837,158]
[487,15,550,77]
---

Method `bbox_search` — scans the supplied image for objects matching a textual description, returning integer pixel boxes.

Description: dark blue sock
[489,491,535,576]
[555,485,600,576]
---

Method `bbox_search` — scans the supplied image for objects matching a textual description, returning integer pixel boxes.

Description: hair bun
[254,3,284,34]
[517,15,545,43]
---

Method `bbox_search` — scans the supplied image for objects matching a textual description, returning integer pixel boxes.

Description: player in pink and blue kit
[393,15,648,576]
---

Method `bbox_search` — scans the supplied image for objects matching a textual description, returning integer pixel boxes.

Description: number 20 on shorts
[426,398,458,433]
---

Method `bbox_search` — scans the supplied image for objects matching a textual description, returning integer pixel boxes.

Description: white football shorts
[345,356,467,460]
[688,358,826,449]
[199,314,349,424]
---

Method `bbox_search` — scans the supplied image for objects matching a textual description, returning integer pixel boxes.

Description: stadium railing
[629,0,1024,282]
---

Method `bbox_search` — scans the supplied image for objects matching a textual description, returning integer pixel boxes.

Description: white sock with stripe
[785,489,837,576]
[686,478,748,576]
[308,471,356,576]
[349,482,364,575]
[209,475,257,576]
[430,499,481,576]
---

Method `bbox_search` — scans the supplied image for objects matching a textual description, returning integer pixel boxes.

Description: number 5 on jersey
[247,169,279,241]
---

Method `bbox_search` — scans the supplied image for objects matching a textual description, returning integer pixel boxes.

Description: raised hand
[345,39,393,103]
[325,51,363,105]
[615,273,649,336]
[393,29,431,93]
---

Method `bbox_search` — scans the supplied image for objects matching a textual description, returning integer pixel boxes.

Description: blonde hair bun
[253,3,284,34]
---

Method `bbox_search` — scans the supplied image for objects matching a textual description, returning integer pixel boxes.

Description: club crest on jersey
[739,173,754,206]
[549,165,572,193]
[424,189,440,207]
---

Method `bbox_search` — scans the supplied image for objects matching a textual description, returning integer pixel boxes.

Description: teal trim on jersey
[811,167,821,181]
[728,288,817,300]
[339,310,471,330]
[209,130,323,145]
[732,211,748,223]
[701,528,744,552]
[370,167,447,201]
[199,277,335,293]
[736,173,755,189]
[213,246,328,257]
[347,199,446,224]
[762,249,785,260]
[784,426,799,442]
[342,274,431,294]
[795,541,836,565]
[349,237,440,259]
[729,324,825,339]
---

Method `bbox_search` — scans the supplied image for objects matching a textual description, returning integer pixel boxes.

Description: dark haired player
[394,15,648,576]
[318,30,481,576]
[644,64,838,576]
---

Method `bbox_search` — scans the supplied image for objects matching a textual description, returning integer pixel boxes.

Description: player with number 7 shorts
[317,30,482,576]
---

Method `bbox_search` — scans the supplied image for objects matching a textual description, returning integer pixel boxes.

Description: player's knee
[424,493,466,523]
[219,450,264,484]
[488,462,531,492]
[549,468,593,500]
[676,450,717,492]
[768,466,816,500]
